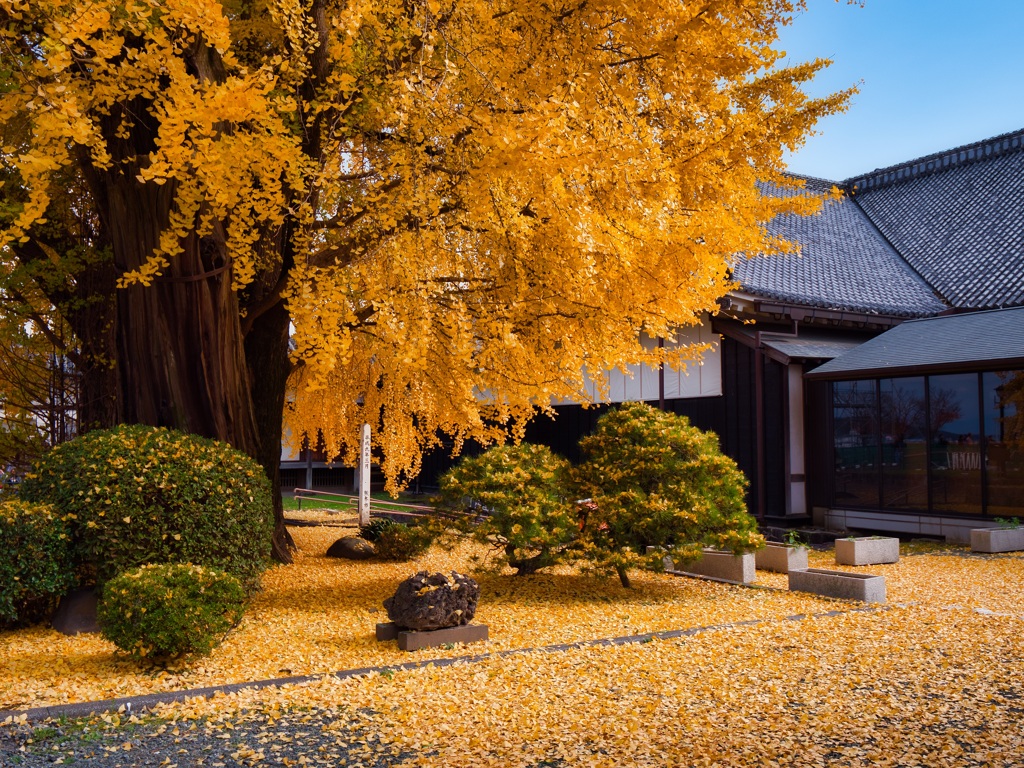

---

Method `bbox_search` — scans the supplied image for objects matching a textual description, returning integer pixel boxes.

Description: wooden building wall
[803,378,833,512]
[414,337,787,518]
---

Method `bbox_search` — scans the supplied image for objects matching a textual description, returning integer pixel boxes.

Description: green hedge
[22,425,274,590]
[0,500,75,626]
[98,563,245,661]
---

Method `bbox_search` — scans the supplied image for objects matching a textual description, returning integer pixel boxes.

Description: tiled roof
[806,306,1024,380]
[759,335,870,363]
[738,129,1024,315]
[733,178,947,317]
[717,317,873,362]
[848,130,1024,309]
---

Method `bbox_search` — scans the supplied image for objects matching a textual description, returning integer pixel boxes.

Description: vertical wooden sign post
[358,423,371,527]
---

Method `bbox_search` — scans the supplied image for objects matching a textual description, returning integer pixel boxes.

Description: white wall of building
[574,322,722,404]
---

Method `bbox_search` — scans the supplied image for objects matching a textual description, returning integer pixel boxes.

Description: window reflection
[833,381,879,508]
[985,371,1024,514]
[880,378,927,510]
[929,373,982,515]
[831,369,1024,517]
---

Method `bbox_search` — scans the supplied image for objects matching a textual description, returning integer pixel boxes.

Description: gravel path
[0,707,414,767]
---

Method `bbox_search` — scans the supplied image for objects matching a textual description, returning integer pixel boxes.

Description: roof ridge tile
[845,127,1024,193]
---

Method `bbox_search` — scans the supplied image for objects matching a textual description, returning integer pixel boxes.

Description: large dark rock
[383,571,479,631]
[326,536,376,560]
[51,587,100,635]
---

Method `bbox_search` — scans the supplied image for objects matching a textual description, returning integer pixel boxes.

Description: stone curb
[0,604,889,724]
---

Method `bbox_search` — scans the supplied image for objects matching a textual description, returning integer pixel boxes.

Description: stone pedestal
[675,549,756,584]
[970,527,1024,554]
[376,621,488,651]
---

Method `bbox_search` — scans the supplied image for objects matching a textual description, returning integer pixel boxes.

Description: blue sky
[778,0,1024,181]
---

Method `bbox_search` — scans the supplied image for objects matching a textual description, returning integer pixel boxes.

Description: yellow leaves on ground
[139,603,1024,767]
[4,526,1024,734]
[1,523,834,711]
[760,545,1024,613]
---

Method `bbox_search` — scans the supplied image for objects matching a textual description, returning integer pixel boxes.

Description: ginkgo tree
[0,0,849,558]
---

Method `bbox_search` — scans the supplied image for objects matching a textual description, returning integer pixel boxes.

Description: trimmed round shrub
[98,563,245,661]
[21,425,274,590]
[359,517,401,542]
[0,500,75,627]
[572,402,763,587]
[437,443,578,574]
[374,522,434,561]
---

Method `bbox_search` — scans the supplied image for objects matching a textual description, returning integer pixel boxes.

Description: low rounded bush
[374,522,434,561]
[437,443,578,574]
[21,425,274,590]
[97,563,245,661]
[0,500,75,627]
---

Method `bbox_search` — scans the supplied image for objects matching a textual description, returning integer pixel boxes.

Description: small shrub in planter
[437,443,578,574]
[0,500,76,627]
[98,563,246,661]
[22,425,273,591]
[374,523,434,561]
[572,402,763,588]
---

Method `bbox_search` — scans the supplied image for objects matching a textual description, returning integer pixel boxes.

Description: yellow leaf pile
[143,604,1024,766]
[5,530,1024,765]
[1,523,839,711]
[2,529,1024,768]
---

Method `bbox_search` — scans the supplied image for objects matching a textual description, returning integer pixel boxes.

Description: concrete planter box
[971,526,1024,553]
[755,543,808,574]
[835,537,900,566]
[675,548,756,584]
[788,568,886,603]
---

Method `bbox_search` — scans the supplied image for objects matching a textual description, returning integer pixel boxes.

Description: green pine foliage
[438,443,578,574]
[572,402,762,588]
[97,563,245,661]
[21,425,274,591]
[0,500,75,627]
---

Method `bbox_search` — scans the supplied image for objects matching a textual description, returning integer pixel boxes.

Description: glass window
[984,371,1024,515]
[880,377,927,510]
[929,373,982,515]
[833,380,879,508]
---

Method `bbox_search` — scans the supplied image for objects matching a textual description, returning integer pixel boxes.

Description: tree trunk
[69,259,119,435]
[70,63,297,561]
[104,178,290,548]
[616,565,632,589]
[245,300,296,562]
[111,186,257,452]
[107,187,297,558]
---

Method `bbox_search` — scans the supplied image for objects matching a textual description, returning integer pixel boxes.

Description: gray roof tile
[739,129,1024,316]
[806,306,1024,379]
[733,179,947,317]
[848,129,1024,309]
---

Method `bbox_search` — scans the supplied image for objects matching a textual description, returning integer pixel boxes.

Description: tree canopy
[0,0,849,543]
